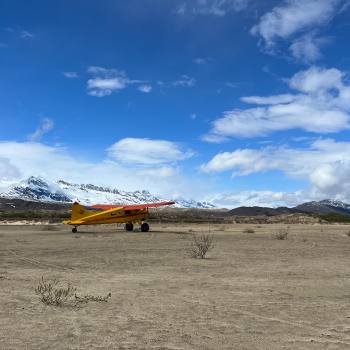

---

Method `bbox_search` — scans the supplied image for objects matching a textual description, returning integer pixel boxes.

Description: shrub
[243,228,255,234]
[274,229,289,240]
[35,277,76,306]
[188,234,214,259]
[320,213,350,223]
[346,230,350,237]
[35,277,111,307]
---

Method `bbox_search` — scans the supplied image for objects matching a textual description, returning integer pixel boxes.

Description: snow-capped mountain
[294,199,350,215]
[0,176,215,208]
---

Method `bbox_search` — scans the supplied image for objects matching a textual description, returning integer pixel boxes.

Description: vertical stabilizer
[71,202,96,221]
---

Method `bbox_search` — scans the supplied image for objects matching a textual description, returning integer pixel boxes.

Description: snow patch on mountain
[0,176,215,208]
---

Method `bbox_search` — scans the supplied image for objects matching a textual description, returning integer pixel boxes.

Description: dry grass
[75,292,112,304]
[243,228,255,234]
[188,233,214,259]
[35,277,76,306]
[274,229,289,240]
[35,277,111,307]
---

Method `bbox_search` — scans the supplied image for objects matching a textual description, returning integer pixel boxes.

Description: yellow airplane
[63,201,175,233]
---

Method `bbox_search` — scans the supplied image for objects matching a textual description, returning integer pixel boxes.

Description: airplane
[63,201,175,233]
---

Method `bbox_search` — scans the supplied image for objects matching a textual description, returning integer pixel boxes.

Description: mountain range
[0,176,215,209]
[1,176,350,216]
[228,200,350,216]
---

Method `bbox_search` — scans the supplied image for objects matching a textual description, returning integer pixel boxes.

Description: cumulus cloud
[28,118,54,142]
[0,141,199,199]
[201,138,350,202]
[87,66,144,97]
[107,138,193,165]
[251,0,345,62]
[204,66,350,140]
[176,0,248,16]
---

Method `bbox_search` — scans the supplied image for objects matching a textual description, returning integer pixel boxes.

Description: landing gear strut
[125,222,134,231]
[72,227,78,233]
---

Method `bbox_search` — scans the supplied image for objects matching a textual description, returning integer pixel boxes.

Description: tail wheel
[141,223,149,232]
[125,222,134,231]
[72,227,78,233]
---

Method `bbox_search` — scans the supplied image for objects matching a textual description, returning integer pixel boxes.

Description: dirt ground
[1,223,350,349]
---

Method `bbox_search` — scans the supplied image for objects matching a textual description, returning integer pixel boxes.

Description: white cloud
[201,138,350,202]
[87,66,144,97]
[136,166,178,178]
[193,57,213,64]
[205,66,350,139]
[63,71,79,78]
[176,0,248,16]
[206,190,306,208]
[0,157,21,181]
[251,0,345,62]
[289,34,329,63]
[240,94,297,105]
[172,75,196,87]
[138,84,152,93]
[0,141,200,199]
[251,0,343,47]
[28,118,54,142]
[107,138,193,165]
[20,30,34,39]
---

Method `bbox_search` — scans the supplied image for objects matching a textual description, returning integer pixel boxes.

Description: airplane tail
[70,202,97,221]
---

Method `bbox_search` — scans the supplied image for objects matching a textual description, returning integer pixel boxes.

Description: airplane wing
[91,201,175,210]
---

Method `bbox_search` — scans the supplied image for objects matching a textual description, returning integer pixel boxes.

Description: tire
[72,227,77,233]
[141,223,149,232]
[125,222,134,231]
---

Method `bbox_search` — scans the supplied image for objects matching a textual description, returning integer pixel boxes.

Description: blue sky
[1,0,350,207]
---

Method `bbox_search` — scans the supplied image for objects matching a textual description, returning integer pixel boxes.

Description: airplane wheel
[125,223,134,231]
[141,223,149,232]
[72,227,78,233]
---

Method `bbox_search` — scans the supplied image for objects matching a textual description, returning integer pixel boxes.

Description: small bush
[274,229,289,240]
[35,277,111,307]
[35,277,76,306]
[188,234,214,259]
[243,228,255,234]
[346,230,350,237]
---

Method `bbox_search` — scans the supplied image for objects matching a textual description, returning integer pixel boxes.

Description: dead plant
[188,233,214,259]
[274,229,289,240]
[75,292,111,304]
[35,277,111,307]
[35,277,75,306]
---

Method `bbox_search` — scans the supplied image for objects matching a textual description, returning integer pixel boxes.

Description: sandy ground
[1,223,350,349]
